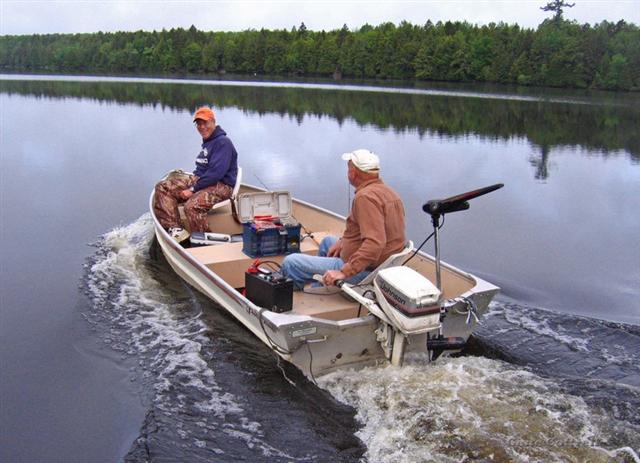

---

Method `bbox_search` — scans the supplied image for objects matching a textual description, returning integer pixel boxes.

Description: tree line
[1,19,638,91]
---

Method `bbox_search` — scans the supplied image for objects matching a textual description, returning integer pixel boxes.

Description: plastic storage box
[238,191,301,257]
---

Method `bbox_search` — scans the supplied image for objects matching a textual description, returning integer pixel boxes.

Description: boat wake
[81,214,639,462]
[320,352,639,462]
[83,214,359,462]
[320,302,640,463]
[477,302,640,385]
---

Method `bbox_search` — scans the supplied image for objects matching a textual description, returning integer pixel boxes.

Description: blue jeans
[281,236,369,289]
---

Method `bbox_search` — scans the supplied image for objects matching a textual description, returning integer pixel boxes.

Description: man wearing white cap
[282,149,406,289]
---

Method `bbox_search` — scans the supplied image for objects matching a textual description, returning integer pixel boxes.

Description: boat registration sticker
[291,327,317,337]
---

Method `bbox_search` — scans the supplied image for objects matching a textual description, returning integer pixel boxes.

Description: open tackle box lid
[238,191,301,257]
[237,191,294,224]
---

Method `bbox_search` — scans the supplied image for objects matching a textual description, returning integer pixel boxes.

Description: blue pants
[281,236,369,289]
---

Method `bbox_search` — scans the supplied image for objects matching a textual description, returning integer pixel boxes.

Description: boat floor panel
[185,233,330,289]
[184,231,367,321]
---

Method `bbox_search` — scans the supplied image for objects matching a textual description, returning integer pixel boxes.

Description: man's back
[340,178,406,276]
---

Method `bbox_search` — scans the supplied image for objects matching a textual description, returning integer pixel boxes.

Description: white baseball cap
[341,149,380,172]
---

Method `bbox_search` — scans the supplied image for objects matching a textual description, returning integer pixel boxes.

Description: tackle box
[238,191,301,257]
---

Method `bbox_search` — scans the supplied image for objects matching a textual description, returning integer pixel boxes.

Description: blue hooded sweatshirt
[192,126,238,192]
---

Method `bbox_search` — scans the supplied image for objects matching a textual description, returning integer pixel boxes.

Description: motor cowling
[373,266,442,335]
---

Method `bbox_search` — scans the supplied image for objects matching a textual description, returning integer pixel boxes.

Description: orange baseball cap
[193,106,215,122]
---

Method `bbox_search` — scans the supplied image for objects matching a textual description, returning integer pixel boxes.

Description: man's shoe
[304,285,341,295]
[168,227,190,243]
[190,231,232,246]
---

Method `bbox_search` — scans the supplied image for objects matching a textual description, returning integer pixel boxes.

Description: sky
[1,0,639,35]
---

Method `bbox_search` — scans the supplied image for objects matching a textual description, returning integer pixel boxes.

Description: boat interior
[178,185,477,322]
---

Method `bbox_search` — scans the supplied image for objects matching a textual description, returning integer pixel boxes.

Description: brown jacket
[340,178,406,277]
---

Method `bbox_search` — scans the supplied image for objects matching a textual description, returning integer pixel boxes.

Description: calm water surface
[1,76,639,462]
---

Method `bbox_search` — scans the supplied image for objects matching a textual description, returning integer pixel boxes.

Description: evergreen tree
[540,0,576,23]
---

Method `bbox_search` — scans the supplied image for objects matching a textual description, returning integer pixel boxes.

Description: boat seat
[357,240,414,286]
[176,167,243,228]
[209,166,242,215]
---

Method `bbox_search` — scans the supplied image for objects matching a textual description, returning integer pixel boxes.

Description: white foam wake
[85,214,304,459]
[320,355,636,463]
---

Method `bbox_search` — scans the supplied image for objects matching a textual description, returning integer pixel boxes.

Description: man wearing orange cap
[153,106,238,241]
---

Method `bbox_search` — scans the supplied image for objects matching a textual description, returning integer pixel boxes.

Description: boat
[149,171,502,380]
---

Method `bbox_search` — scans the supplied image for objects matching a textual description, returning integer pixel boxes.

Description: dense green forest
[1,19,638,91]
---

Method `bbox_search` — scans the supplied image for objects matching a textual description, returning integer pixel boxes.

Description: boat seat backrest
[210,166,243,212]
[358,240,414,286]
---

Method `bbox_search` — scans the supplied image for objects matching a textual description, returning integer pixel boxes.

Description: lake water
[1,75,639,462]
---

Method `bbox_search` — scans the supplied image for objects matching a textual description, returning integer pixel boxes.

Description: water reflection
[3,76,639,463]
[1,77,638,176]
[530,145,552,181]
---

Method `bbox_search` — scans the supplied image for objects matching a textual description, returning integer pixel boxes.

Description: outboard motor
[371,266,443,366]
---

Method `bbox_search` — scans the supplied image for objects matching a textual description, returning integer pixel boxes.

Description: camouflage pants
[153,171,233,232]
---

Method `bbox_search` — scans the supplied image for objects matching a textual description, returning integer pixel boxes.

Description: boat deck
[185,236,363,321]
[177,186,476,322]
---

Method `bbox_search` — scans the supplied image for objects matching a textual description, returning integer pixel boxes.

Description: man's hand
[327,238,342,257]
[179,189,194,200]
[323,269,346,287]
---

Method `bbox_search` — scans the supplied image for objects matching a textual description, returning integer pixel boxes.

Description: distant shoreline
[2,20,638,92]
[0,70,637,96]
